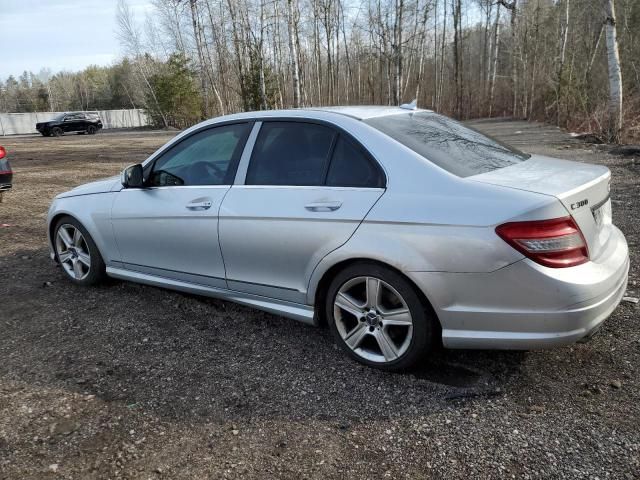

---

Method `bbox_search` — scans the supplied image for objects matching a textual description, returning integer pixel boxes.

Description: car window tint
[246,122,336,186]
[365,112,530,177]
[149,123,250,187]
[326,136,383,188]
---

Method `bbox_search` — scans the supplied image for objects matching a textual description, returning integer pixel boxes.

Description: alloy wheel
[55,224,91,281]
[333,276,413,363]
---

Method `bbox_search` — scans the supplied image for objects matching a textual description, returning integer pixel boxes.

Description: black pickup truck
[36,112,103,137]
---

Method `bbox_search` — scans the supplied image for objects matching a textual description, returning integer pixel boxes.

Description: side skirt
[106,266,317,326]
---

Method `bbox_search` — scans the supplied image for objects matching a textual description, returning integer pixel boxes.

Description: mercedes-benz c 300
[47,106,629,370]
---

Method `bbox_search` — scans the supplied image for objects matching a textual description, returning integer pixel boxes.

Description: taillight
[496,217,589,268]
[0,146,5,160]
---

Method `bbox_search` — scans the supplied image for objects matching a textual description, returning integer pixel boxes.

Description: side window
[149,123,250,187]
[326,136,384,188]
[246,122,336,186]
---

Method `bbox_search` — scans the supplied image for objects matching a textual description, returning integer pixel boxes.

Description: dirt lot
[0,125,638,479]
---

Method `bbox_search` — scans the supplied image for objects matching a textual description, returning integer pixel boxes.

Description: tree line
[1,0,638,142]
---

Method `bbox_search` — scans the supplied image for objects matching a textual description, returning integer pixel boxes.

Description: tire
[53,216,106,286]
[87,125,97,135]
[51,127,63,137]
[325,262,437,371]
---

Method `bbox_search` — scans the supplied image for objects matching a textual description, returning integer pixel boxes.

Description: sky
[0,0,154,81]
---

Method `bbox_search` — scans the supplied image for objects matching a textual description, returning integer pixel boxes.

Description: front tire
[87,125,97,135]
[51,127,63,137]
[54,216,106,286]
[325,262,436,371]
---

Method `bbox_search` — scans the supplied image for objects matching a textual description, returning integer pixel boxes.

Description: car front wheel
[51,127,63,137]
[54,216,106,286]
[325,262,437,371]
[87,125,97,134]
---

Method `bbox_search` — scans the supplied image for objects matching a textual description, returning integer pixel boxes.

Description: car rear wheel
[54,216,106,286]
[87,125,97,135]
[51,127,63,137]
[325,262,436,371]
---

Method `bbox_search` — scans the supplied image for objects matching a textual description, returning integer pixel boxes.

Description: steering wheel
[187,161,225,185]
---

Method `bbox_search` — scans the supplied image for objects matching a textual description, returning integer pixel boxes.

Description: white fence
[0,109,150,135]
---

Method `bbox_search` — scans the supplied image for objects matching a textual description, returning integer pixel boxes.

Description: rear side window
[326,136,384,188]
[246,121,385,188]
[246,122,335,186]
[365,112,530,177]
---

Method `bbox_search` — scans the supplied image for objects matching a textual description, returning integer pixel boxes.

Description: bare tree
[286,0,302,107]
[603,0,623,141]
[116,0,168,127]
[488,2,501,117]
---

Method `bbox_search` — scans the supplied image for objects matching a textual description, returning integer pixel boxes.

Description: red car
[0,146,13,200]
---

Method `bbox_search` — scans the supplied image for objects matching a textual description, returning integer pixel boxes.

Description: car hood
[56,176,120,198]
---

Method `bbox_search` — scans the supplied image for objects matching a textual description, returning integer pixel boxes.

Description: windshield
[51,113,67,121]
[365,112,530,177]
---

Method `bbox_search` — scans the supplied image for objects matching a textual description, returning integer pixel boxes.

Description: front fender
[47,193,119,265]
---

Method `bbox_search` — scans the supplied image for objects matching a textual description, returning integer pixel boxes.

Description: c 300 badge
[571,199,588,210]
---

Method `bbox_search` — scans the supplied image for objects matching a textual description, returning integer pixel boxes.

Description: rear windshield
[365,112,530,177]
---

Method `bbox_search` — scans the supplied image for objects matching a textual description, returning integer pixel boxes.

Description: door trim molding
[234,121,262,185]
[106,266,317,325]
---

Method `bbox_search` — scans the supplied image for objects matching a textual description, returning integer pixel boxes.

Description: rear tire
[325,262,436,371]
[51,127,63,137]
[53,216,106,286]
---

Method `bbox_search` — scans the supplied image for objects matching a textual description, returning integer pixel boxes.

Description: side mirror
[121,164,144,188]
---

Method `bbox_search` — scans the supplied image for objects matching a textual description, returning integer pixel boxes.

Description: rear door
[219,120,385,303]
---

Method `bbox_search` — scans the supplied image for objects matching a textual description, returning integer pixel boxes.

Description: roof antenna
[400,99,417,110]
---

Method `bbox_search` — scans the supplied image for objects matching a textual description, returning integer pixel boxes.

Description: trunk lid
[471,155,613,260]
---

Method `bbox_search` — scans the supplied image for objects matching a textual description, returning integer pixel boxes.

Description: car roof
[303,105,433,120]
[216,106,432,122]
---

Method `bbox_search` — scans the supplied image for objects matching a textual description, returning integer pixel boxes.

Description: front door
[111,122,253,288]
[63,113,82,133]
[219,121,386,303]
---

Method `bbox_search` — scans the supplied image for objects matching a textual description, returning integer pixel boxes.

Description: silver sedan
[47,106,629,370]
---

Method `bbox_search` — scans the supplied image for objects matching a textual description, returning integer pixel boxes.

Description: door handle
[304,201,342,212]
[186,201,212,211]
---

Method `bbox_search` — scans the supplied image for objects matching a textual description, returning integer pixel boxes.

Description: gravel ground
[0,125,638,479]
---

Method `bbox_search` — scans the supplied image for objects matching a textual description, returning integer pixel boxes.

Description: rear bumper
[408,226,630,350]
